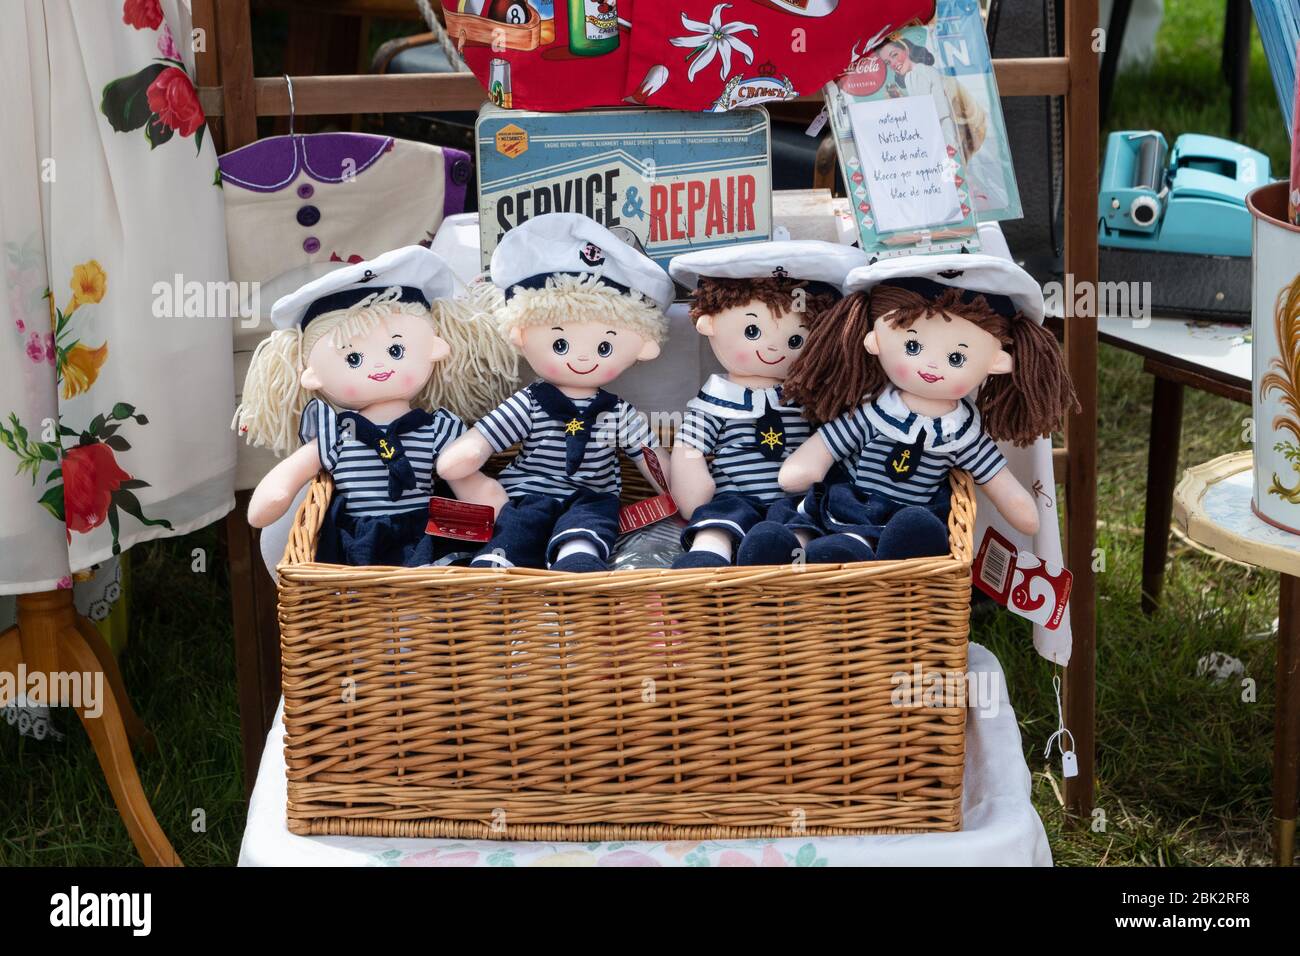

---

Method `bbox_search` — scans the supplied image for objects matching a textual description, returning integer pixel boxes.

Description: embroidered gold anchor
[564,417,585,436]
[378,438,397,461]
[759,427,784,450]
[891,449,912,474]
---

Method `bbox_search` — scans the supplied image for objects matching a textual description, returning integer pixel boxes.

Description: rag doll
[233,245,517,566]
[775,253,1079,564]
[436,213,673,573]
[666,240,869,569]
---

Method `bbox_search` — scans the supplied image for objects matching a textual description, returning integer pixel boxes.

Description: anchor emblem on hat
[938,269,964,279]
[772,266,789,279]
[360,269,378,282]
[579,243,606,267]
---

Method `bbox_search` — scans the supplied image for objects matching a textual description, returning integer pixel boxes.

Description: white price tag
[804,108,829,137]
[1061,750,1079,778]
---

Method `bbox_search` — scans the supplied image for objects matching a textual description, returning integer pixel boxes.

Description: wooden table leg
[226,491,282,797]
[12,589,180,866]
[1276,575,1300,865]
[1141,376,1184,614]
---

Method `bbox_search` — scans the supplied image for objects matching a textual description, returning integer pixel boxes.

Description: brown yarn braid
[782,284,1079,444]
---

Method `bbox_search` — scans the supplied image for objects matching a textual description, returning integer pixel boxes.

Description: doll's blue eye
[388,343,406,360]
[346,352,363,368]
[597,341,613,358]
[904,339,922,356]
[552,338,569,355]
[787,334,804,349]
[744,324,761,341]
[948,351,967,368]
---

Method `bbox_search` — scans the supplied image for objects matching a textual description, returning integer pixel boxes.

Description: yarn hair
[233,291,518,457]
[782,284,1079,446]
[497,273,669,345]
[689,276,839,326]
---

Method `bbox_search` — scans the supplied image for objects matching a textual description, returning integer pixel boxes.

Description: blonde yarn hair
[233,288,519,457]
[497,273,670,345]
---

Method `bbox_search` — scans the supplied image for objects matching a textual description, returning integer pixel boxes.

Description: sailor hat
[489,212,675,313]
[669,240,870,299]
[842,253,1045,324]
[269,245,459,331]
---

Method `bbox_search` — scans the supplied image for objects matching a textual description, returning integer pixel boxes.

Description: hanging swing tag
[805,108,830,137]
[426,497,495,542]
[618,445,678,535]
[1060,749,1079,778]
[972,526,1073,631]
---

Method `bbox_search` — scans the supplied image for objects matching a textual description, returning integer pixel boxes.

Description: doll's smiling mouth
[756,351,786,365]
[917,371,944,383]
[566,363,599,375]
[368,370,395,382]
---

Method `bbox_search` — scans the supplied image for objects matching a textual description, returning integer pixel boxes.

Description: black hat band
[301,285,430,328]
[877,276,1016,319]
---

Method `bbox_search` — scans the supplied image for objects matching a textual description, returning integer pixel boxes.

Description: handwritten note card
[847,96,962,233]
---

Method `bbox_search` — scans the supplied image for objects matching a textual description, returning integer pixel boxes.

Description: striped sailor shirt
[818,388,1006,506]
[474,384,654,498]
[677,375,810,504]
[299,399,466,516]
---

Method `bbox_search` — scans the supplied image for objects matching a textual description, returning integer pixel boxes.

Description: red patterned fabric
[452,1,934,112]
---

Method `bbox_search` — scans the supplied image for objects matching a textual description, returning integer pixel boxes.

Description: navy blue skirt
[315,496,472,567]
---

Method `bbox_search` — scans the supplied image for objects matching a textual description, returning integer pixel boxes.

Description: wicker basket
[278,464,976,840]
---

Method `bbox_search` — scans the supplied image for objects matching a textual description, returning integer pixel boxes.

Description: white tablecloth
[238,642,1051,867]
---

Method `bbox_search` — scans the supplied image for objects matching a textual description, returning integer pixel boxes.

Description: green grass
[0,0,1290,866]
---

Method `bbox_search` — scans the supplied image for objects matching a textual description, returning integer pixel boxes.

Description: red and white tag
[426,496,495,543]
[972,527,1072,631]
[618,445,678,535]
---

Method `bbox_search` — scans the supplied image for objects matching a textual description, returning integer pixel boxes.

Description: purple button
[297,183,315,199]
[302,237,321,254]
[297,204,321,227]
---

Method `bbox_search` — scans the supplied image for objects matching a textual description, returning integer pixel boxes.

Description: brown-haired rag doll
[770,253,1078,565]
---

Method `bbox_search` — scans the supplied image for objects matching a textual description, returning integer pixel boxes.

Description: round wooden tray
[1173,452,1300,577]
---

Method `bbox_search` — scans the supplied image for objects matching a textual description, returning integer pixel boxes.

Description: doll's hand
[980,468,1040,536]
[437,430,493,481]
[778,435,834,495]
[448,471,509,517]
[669,442,715,520]
[247,443,322,528]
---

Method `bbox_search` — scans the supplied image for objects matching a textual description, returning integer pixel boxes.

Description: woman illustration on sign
[879,36,987,162]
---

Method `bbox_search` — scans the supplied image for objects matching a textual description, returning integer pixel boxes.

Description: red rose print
[122,0,164,31]
[146,67,206,138]
[62,442,132,536]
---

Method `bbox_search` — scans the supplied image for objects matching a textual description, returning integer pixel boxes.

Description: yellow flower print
[61,341,109,399]
[67,260,107,315]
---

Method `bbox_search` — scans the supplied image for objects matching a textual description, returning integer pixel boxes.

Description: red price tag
[972,526,1072,631]
[618,445,678,534]
[426,496,495,542]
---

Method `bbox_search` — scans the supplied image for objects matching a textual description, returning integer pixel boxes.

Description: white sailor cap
[269,245,458,331]
[842,253,1045,324]
[669,240,870,299]
[490,213,675,312]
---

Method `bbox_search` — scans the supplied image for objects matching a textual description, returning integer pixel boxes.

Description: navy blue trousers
[473,489,621,569]
[785,480,952,544]
[316,498,472,567]
[680,491,806,550]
